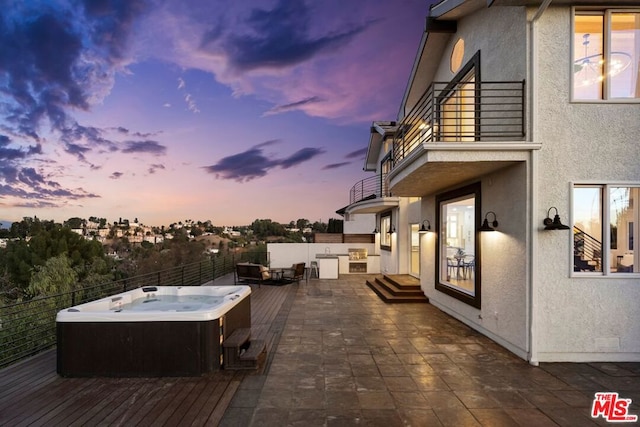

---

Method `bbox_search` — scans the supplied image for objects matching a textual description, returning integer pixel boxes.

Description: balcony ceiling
[344,196,400,215]
[387,145,537,197]
[390,161,516,196]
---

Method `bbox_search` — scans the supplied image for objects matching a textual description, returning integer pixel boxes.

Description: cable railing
[349,173,389,204]
[0,251,268,369]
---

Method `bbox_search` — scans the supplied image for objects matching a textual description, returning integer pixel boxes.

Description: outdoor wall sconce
[479,211,498,232]
[388,224,396,234]
[419,220,432,233]
[543,207,570,230]
[372,228,379,234]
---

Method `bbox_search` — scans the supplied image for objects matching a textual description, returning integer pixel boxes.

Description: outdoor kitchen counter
[315,254,339,279]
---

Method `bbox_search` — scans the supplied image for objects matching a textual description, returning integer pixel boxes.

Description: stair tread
[366,279,428,303]
[374,277,423,296]
[240,339,266,361]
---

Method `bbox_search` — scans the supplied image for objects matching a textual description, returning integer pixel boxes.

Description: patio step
[223,328,266,370]
[366,275,428,303]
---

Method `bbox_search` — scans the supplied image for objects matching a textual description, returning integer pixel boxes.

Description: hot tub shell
[56,285,251,377]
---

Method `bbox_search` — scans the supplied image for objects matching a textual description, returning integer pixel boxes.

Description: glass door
[410,223,420,277]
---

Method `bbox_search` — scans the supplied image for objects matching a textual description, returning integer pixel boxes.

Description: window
[439,51,480,141]
[573,10,640,100]
[573,184,640,274]
[450,38,465,73]
[436,183,481,308]
[380,212,392,251]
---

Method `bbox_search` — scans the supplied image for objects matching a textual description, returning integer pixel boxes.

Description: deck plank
[188,381,231,427]
[66,378,154,426]
[206,380,241,426]
[0,283,296,426]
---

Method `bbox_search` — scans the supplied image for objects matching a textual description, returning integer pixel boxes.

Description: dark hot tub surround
[56,285,251,377]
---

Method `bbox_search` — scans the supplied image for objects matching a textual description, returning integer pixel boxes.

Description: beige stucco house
[342,0,640,363]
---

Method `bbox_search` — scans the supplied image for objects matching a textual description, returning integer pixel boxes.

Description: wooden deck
[0,282,297,426]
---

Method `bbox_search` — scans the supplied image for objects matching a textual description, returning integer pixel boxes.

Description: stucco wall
[420,164,529,357]
[411,6,530,358]
[533,7,640,362]
[343,213,376,235]
[432,6,526,85]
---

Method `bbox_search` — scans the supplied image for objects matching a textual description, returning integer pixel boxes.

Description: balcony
[386,80,535,196]
[392,80,526,166]
[342,173,399,215]
[349,173,390,204]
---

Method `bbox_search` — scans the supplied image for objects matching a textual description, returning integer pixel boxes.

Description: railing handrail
[574,226,601,254]
[392,80,526,167]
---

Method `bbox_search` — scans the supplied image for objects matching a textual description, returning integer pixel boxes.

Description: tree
[0,223,107,298]
[27,254,78,297]
[296,218,309,230]
[327,218,344,233]
[311,221,327,233]
[64,217,84,229]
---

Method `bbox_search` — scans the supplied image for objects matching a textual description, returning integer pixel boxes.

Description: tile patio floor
[220,275,640,426]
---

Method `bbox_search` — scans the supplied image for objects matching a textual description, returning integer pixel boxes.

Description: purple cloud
[122,140,167,155]
[203,142,325,182]
[0,135,41,161]
[110,171,124,179]
[264,96,324,116]
[322,162,351,170]
[346,147,367,159]
[280,147,325,169]
[148,163,165,174]
[223,0,370,71]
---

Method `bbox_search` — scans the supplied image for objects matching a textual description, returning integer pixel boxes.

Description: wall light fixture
[543,207,570,230]
[479,211,498,232]
[419,220,432,233]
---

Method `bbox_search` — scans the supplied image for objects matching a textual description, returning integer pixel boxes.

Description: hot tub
[56,285,251,377]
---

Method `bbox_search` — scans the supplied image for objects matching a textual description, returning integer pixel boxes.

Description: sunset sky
[0,0,428,226]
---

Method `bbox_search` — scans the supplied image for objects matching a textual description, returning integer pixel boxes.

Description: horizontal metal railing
[349,173,389,204]
[393,80,526,165]
[0,251,268,369]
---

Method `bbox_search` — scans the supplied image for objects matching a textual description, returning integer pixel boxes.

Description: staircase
[366,274,428,303]
[574,226,601,271]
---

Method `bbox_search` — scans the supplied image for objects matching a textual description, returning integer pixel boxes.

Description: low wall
[267,243,376,268]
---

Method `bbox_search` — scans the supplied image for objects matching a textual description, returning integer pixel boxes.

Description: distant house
[342,0,640,363]
[144,235,164,244]
[222,227,241,237]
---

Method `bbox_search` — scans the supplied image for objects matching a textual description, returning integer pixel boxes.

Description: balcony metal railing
[349,173,390,204]
[0,252,268,369]
[574,226,601,272]
[393,80,526,165]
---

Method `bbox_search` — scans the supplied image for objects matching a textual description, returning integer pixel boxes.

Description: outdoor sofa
[234,263,271,287]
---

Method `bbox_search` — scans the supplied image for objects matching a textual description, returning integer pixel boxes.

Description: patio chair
[281,262,306,284]
[462,255,475,279]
